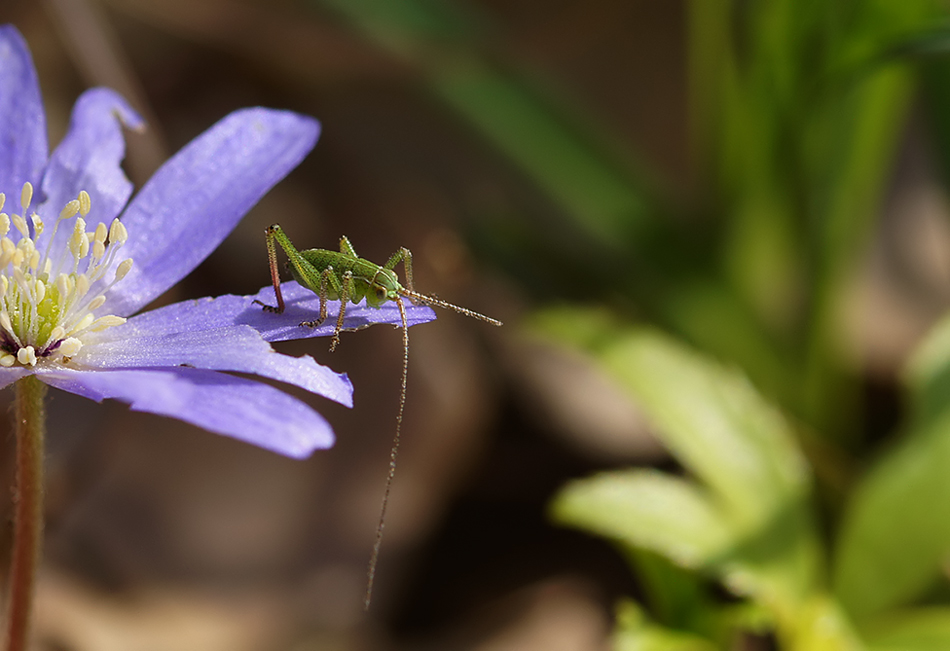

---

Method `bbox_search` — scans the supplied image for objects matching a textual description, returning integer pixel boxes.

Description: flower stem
[5,375,46,651]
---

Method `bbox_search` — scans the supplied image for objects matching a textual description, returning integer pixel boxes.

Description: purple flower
[0,25,434,457]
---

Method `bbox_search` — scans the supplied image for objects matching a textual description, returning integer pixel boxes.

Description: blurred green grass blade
[552,469,732,568]
[921,56,950,194]
[800,71,914,432]
[863,608,950,651]
[432,63,651,245]
[689,0,932,434]
[314,0,656,247]
[686,0,731,172]
[810,67,914,280]
[316,0,484,52]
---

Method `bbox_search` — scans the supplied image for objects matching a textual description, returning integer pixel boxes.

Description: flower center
[0,183,133,367]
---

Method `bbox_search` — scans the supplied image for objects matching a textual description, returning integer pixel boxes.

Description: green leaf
[552,470,731,569]
[835,314,950,618]
[612,599,720,651]
[630,550,716,632]
[905,312,950,424]
[538,312,822,615]
[863,608,950,651]
[784,596,865,651]
[834,412,950,619]
[598,329,810,526]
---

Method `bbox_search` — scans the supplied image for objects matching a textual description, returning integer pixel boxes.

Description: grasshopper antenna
[400,289,503,327]
[365,289,499,610]
[364,296,410,611]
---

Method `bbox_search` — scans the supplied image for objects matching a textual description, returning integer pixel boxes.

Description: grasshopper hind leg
[255,225,289,314]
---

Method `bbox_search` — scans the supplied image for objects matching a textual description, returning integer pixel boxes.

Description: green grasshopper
[256,224,502,609]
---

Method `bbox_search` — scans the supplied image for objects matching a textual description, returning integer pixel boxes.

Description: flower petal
[38,367,334,457]
[77,324,353,406]
[39,88,142,235]
[112,281,437,344]
[106,109,320,316]
[0,366,34,390]
[0,26,48,202]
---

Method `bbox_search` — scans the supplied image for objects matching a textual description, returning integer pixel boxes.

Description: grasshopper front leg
[384,246,415,295]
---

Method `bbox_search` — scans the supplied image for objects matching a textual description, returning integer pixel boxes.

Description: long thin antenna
[401,289,503,327]
[364,296,410,611]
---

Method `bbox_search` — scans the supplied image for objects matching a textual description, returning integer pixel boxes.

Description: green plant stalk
[802,66,914,436]
[5,375,46,651]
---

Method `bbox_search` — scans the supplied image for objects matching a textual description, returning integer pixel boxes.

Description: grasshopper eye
[375,286,387,301]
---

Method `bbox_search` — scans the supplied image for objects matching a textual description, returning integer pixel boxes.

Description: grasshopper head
[368,268,402,307]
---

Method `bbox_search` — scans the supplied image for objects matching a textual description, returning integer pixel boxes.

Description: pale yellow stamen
[115,258,133,281]
[58,338,82,357]
[20,182,32,213]
[71,313,94,334]
[0,187,132,367]
[17,346,36,367]
[78,190,91,216]
[12,213,27,237]
[89,315,126,332]
[109,218,128,245]
[60,199,80,221]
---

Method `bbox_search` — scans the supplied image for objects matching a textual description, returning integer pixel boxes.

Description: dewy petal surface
[0,25,47,200]
[0,366,33,391]
[39,367,334,458]
[115,281,437,344]
[39,88,143,234]
[106,108,321,317]
[77,324,353,406]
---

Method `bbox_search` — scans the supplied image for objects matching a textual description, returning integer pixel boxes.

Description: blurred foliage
[306,0,950,647]
[532,0,950,643]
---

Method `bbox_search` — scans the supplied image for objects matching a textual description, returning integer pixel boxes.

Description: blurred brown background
[0,1,692,649]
